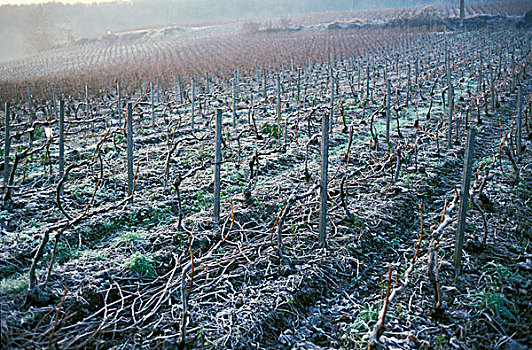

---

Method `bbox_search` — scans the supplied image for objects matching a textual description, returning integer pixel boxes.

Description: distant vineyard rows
[0,0,529,103]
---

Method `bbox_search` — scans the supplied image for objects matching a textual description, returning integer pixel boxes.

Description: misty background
[0,0,487,62]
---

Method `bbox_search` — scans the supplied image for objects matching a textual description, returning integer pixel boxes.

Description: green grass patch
[43,241,79,265]
[0,274,28,295]
[468,286,517,321]
[112,230,148,248]
[122,252,158,277]
[260,121,280,138]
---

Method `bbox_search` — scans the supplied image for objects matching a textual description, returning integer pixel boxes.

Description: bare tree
[23,5,52,53]
[55,22,75,45]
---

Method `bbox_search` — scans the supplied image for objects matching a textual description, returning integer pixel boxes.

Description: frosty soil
[1,5,532,350]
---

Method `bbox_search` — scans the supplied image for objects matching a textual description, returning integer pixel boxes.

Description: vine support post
[447,85,454,149]
[319,85,330,249]
[366,64,370,101]
[28,85,34,148]
[150,81,155,128]
[27,86,33,118]
[191,78,195,129]
[395,53,399,78]
[498,49,502,79]
[178,74,184,104]
[3,102,10,185]
[276,74,281,131]
[329,66,335,132]
[446,59,451,112]
[454,127,476,277]
[52,85,58,119]
[478,64,483,95]
[357,60,361,91]
[386,79,391,148]
[59,100,65,180]
[297,67,301,106]
[415,58,419,88]
[214,109,222,226]
[235,66,239,94]
[490,68,495,113]
[517,85,522,160]
[263,69,267,101]
[175,79,179,104]
[233,78,237,129]
[85,84,90,120]
[406,64,411,108]
[127,103,134,204]
[117,81,122,126]
[156,76,160,103]
[283,117,288,151]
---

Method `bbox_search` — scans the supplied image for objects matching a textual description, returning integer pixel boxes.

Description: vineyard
[1,0,531,349]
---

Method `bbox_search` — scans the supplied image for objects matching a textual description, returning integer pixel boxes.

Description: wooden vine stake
[517,85,522,160]
[386,79,391,148]
[297,67,301,107]
[415,59,419,90]
[27,86,34,120]
[52,85,58,119]
[233,78,237,129]
[406,64,411,108]
[490,68,495,113]
[447,85,454,149]
[156,76,160,103]
[319,82,331,248]
[85,84,90,126]
[3,102,10,185]
[126,103,134,204]
[329,66,335,132]
[453,126,476,277]
[214,109,222,226]
[366,64,370,101]
[235,66,239,94]
[191,78,195,129]
[59,100,65,180]
[263,69,267,101]
[357,60,361,91]
[276,74,281,132]
[150,81,155,128]
[117,82,122,126]
[178,74,184,103]
[28,86,34,148]
[174,78,179,104]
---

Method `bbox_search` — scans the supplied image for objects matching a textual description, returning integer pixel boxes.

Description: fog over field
[0,0,488,62]
[0,0,117,4]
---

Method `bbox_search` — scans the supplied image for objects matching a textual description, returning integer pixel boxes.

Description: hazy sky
[0,0,120,5]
